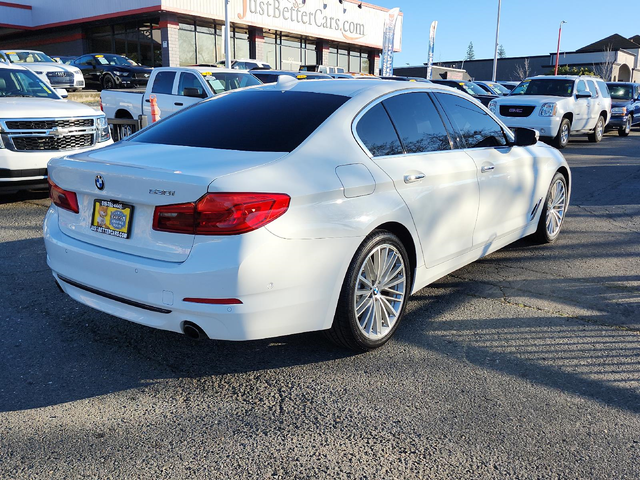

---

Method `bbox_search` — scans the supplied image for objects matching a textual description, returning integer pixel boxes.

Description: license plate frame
[90,199,134,239]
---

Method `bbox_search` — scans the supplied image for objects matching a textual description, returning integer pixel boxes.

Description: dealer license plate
[90,199,134,239]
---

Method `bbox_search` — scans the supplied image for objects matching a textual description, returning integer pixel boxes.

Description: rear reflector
[48,178,79,213]
[153,192,290,235]
[183,297,243,305]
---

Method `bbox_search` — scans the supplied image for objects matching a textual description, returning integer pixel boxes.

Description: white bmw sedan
[44,78,570,351]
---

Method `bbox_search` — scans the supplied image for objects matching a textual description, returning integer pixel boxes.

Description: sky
[371,0,639,66]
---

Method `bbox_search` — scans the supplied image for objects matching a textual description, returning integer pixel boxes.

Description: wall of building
[436,55,550,81]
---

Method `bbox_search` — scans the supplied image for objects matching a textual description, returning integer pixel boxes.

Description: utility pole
[554,21,566,76]
[492,0,501,82]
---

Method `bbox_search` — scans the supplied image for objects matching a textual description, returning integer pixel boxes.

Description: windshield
[5,51,55,63]
[458,82,487,96]
[203,72,262,94]
[486,82,510,95]
[607,84,633,100]
[95,54,131,67]
[0,68,60,99]
[511,79,574,97]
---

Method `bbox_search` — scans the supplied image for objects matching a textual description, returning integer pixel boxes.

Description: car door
[175,72,207,110]
[75,55,97,87]
[573,79,591,131]
[142,70,178,120]
[355,91,480,267]
[586,79,603,126]
[633,84,640,125]
[433,92,538,246]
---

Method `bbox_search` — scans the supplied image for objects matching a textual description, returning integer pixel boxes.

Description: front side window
[132,90,349,152]
[435,93,507,149]
[355,103,403,157]
[382,92,451,154]
[151,71,176,94]
[178,72,204,96]
[576,80,587,94]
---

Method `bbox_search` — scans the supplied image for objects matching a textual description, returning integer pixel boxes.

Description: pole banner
[426,21,438,80]
[380,8,400,76]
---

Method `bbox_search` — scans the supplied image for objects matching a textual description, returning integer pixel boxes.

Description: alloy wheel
[546,178,566,237]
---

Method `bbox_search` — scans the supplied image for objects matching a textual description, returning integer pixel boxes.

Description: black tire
[533,172,568,244]
[102,74,116,90]
[552,118,571,149]
[326,231,411,352]
[588,115,605,143]
[618,115,632,137]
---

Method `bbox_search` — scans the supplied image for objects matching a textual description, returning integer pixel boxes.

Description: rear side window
[435,93,507,148]
[132,90,349,152]
[355,103,403,157]
[151,71,176,94]
[382,92,451,154]
[596,80,611,99]
[586,80,598,98]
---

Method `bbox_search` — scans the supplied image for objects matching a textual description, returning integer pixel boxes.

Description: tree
[592,44,615,80]
[514,58,531,81]
[547,66,595,76]
[498,45,506,59]
[465,42,475,61]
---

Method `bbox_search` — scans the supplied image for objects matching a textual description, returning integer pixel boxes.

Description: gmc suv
[489,75,611,149]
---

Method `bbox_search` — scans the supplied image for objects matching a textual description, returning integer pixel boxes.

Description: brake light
[153,193,290,235]
[48,179,79,213]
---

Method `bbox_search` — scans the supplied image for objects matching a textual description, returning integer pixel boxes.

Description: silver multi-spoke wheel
[545,178,566,237]
[560,122,570,145]
[354,244,407,340]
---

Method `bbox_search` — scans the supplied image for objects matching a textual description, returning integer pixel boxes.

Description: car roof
[0,62,27,71]
[156,66,250,74]
[0,49,45,53]
[527,75,596,80]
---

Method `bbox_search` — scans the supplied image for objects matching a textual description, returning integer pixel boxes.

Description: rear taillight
[153,193,290,235]
[48,178,79,213]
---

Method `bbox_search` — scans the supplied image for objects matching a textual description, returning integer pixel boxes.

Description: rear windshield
[131,90,349,152]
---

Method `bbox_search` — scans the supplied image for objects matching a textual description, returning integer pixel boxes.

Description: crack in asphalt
[573,205,640,235]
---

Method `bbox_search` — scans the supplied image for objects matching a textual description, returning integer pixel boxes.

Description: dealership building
[0,0,402,73]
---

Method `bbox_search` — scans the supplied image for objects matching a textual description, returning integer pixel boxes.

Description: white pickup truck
[489,75,611,149]
[101,66,261,124]
[0,63,112,194]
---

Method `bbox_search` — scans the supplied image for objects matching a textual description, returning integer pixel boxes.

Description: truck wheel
[552,118,571,149]
[588,115,605,143]
[618,116,632,137]
[102,75,116,90]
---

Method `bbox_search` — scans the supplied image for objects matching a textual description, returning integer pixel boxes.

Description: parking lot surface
[1,132,639,479]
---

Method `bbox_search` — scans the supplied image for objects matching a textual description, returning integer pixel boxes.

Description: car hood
[499,95,569,105]
[0,97,99,118]
[17,62,80,74]
[611,99,633,108]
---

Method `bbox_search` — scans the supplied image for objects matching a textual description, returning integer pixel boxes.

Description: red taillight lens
[48,178,79,213]
[153,193,290,235]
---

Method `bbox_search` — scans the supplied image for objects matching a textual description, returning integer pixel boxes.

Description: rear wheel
[326,231,410,351]
[552,118,571,149]
[618,115,632,137]
[588,115,605,142]
[534,172,567,244]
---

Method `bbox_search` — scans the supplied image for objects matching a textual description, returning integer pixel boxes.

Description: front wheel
[533,172,568,244]
[326,231,411,351]
[102,74,116,90]
[552,118,571,149]
[588,115,605,143]
[618,116,632,137]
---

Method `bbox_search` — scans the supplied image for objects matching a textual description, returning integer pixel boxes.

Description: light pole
[554,21,567,76]
[492,0,501,82]
[224,0,231,68]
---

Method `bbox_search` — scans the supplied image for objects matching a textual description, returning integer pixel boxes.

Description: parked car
[0,49,85,91]
[101,67,262,127]
[498,81,520,91]
[379,76,431,83]
[489,75,612,149]
[72,53,153,90]
[44,79,570,351]
[251,70,332,83]
[0,63,111,193]
[605,82,640,136]
[431,79,498,106]
[53,56,78,65]
[215,59,272,70]
[474,80,511,96]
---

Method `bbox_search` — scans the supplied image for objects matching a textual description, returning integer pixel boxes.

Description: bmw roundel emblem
[95,175,105,190]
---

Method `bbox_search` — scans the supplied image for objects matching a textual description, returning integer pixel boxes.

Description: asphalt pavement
[1,131,639,479]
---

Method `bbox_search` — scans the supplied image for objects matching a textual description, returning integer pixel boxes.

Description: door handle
[404,172,425,184]
[174,102,183,106]
[481,165,495,173]
[144,99,150,103]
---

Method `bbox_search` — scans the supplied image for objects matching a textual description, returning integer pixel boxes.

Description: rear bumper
[44,206,359,341]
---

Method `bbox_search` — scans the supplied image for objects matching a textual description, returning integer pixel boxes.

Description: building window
[88,20,161,67]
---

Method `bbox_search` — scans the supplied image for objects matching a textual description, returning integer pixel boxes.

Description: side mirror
[183,87,206,98]
[512,127,538,147]
[576,90,591,99]
[55,88,68,98]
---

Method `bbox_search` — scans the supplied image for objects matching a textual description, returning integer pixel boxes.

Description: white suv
[489,75,611,149]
